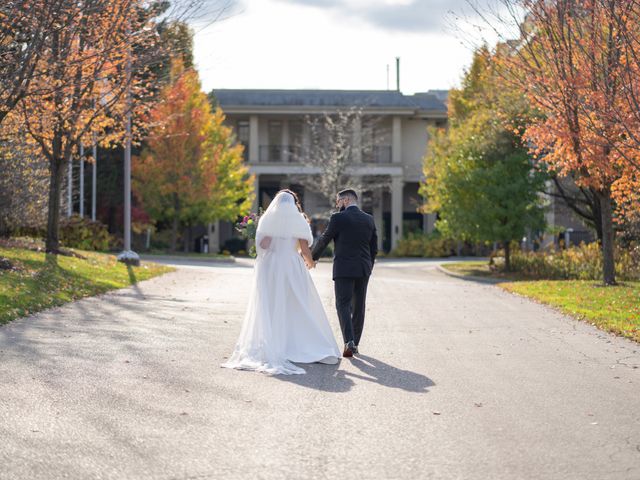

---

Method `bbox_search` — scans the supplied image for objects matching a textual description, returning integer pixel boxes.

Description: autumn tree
[490,0,640,284]
[0,140,49,237]
[0,0,60,126]
[421,47,546,270]
[7,0,162,254]
[203,108,254,223]
[134,61,253,251]
[292,108,390,215]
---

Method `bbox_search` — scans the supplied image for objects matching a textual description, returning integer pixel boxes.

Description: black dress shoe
[343,341,356,358]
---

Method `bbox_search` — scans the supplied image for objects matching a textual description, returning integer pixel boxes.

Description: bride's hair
[278,189,310,223]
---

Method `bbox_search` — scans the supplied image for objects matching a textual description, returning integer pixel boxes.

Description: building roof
[213,89,448,113]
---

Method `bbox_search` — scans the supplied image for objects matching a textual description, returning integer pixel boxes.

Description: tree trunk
[589,187,603,242]
[504,241,511,272]
[45,157,65,253]
[170,215,178,252]
[183,225,190,253]
[0,215,9,238]
[170,193,179,252]
[597,188,616,285]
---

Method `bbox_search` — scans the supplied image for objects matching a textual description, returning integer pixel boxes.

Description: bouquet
[235,211,261,257]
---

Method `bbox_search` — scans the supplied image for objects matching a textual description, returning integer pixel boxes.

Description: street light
[117,28,140,266]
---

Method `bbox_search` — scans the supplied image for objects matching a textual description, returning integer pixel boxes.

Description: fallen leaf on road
[432,411,441,415]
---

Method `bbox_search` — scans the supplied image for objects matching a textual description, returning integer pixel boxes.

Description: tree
[134,61,211,251]
[492,0,640,284]
[291,108,390,215]
[134,61,253,251]
[0,139,49,237]
[421,47,546,270]
[203,108,254,223]
[6,0,161,254]
[0,1,61,126]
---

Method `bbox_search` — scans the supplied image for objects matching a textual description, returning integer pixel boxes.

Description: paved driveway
[1,259,638,479]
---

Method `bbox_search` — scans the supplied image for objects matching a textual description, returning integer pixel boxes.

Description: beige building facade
[213,89,448,253]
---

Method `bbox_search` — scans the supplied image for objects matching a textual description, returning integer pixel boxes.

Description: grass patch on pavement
[443,261,640,342]
[0,247,174,325]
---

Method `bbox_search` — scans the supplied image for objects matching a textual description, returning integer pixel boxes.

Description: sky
[191,0,516,95]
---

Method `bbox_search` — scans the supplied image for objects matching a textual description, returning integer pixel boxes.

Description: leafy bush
[507,242,640,281]
[59,215,114,251]
[222,237,247,255]
[390,232,456,258]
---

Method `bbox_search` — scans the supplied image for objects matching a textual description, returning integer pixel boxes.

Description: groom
[311,189,378,358]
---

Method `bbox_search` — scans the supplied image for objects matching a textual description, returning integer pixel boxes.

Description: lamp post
[117,29,140,266]
[67,157,73,217]
[91,142,97,221]
[79,144,84,217]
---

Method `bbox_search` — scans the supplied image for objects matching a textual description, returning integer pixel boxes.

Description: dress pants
[334,276,370,346]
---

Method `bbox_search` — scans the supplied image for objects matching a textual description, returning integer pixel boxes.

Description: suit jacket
[311,206,378,279]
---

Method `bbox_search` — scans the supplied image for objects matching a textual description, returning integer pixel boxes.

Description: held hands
[303,256,317,270]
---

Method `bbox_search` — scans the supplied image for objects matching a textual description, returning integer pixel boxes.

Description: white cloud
[192,0,507,94]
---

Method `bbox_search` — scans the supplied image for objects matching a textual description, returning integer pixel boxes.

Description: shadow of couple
[276,353,435,394]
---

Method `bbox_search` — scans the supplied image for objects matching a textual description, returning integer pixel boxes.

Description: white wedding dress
[222,193,340,375]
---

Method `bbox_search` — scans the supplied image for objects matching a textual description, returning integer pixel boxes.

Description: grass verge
[444,261,640,342]
[0,247,174,325]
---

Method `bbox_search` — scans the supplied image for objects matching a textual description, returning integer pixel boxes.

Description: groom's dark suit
[311,205,378,346]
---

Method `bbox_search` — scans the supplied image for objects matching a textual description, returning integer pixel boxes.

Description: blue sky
[192,0,512,94]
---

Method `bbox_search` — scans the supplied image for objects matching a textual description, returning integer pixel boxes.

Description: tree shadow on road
[276,354,435,394]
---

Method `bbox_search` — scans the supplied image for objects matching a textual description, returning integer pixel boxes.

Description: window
[268,120,282,146]
[236,121,249,161]
[237,121,249,143]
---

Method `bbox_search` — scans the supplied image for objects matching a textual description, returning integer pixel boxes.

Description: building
[212,89,448,253]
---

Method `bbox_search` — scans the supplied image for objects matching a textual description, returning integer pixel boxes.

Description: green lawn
[0,247,174,325]
[444,261,640,342]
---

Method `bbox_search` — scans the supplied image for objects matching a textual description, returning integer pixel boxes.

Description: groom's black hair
[338,189,358,201]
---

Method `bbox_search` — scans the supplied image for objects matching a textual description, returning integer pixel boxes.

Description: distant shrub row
[502,242,640,281]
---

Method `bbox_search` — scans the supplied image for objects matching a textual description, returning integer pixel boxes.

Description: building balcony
[363,145,392,164]
[259,145,300,163]
[257,144,393,164]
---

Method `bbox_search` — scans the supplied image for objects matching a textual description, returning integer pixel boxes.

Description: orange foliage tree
[496,0,640,285]
[8,0,160,253]
[134,61,254,252]
[0,1,59,125]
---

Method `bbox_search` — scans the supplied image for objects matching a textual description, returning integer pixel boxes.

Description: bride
[222,190,341,375]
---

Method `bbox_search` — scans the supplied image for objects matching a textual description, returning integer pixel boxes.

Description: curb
[140,255,236,264]
[436,265,504,285]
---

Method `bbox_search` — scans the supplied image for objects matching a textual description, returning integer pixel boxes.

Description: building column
[424,213,437,234]
[391,176,403,250]
[352,116,362,163]
[373,188,384,251]
[302,121,311,160]
[282,120,289,162]
[392,116,402,163]
[249,115,259,163]
[208,220,220,253]
[252,173,260,212]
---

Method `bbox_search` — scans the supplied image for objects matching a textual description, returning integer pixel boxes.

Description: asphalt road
[1,259,639,480]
